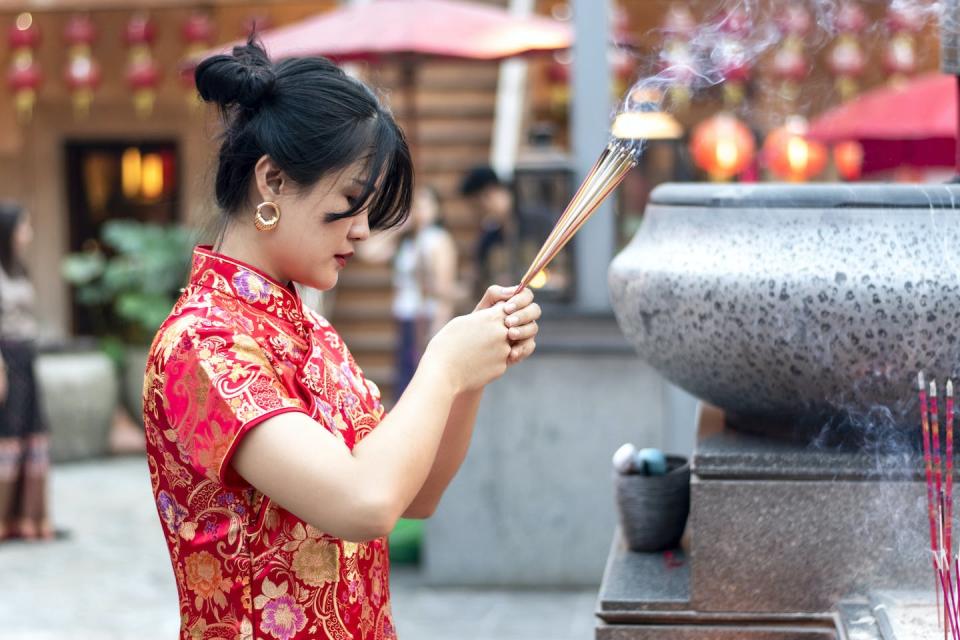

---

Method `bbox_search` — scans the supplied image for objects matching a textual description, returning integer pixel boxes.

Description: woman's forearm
[351,354,460,523]
[403,386,484,518]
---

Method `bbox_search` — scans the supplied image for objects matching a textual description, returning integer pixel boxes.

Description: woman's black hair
[195,39,412,231]
[0,202,25,277]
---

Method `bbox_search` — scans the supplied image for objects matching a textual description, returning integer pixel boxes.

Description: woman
[143,42,540,640]
[392,186,459,398]
[0,202,52,541]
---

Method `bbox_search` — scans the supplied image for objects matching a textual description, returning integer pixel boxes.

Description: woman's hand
[474,285,541,366]
[422,303,511,393]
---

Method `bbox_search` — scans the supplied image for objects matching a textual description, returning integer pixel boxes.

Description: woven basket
[615,455,690,552]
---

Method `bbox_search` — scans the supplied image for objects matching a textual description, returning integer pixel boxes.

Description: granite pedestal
[596,405,943,638]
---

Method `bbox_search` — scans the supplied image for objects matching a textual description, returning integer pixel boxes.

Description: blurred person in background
[0,202,53,541]
[143,41,540,640]
[460,165,515,296]
[392,185,460,397]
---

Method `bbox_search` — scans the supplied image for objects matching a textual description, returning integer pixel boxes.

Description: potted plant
[62,220,194,424]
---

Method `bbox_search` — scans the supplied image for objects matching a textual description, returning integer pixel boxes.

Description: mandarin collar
[188,245,306,331]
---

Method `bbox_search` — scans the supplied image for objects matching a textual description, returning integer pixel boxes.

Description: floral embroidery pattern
[144,246,394,639]
[231,269,274,304]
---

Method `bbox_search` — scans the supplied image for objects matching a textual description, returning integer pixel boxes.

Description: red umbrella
[196,0,572,158]
[244,0,571,62]
[808,73,958,174]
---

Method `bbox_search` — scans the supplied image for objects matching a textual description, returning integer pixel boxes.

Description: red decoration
[689,113,756,181]
[884,5,925,83]
[125,14,156,46]
[827,2,867,101]
[180,12,215,106]
[833,140,864,181]
[660,4,697,111]
[771,5,811,103]
[64,15,100,119]
[715,8,752,107]
[7,13,41,123]
[763,118,828,182]
[125,14,161,118]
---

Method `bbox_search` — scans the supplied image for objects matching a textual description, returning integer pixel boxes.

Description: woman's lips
[334,252,353,268]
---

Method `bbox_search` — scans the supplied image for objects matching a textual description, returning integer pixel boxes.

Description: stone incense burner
[609,183,960,439]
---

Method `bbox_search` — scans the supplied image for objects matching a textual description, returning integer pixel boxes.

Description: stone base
[596,404,940,637]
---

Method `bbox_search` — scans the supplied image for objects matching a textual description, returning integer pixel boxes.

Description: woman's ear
[254,155,286,201]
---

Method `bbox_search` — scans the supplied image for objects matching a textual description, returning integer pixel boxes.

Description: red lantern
[63,15,100,118]
[827,2,867,100]
[8,13,42,123]
[180,12,215,107]
[689,113,756,181]
[124,15,160,118]
[884,5,925,83]
[763,118,828,182]
[715,8,752,107]
[660,4,697,112]
[771,6,811,103]
[833,140,864,181]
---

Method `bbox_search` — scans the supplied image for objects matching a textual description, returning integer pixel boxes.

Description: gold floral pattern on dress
[144,246,395,640]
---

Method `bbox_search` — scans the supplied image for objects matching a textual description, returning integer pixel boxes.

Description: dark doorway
[65,140,180,334]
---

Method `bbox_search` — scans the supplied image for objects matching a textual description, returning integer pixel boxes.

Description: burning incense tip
[949,380,954,396]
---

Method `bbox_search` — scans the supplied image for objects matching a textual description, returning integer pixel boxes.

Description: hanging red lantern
[833,140,864,181]
[7,12,42,123]
[180,12,215,107]
[659,4,697,112]
[63,15,100,119]
[771,6,811,104]
[689,113,756,181]
[763,117,828,182]
[884,5,925,84]
[714,8,752,108]
[827,2,867,101]
[124,14,161,118]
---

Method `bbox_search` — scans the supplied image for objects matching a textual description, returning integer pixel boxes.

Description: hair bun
[195,40,276,111]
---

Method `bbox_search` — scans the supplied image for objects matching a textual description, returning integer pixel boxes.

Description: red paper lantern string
[7,13,42,123]
[63,15,100,119]
[124,14,161,118]
[827,2,867,101]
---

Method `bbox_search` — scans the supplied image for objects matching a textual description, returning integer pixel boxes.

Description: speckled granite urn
[609,183,960,438]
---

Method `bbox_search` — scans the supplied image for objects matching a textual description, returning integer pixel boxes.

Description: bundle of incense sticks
[516,137,641,293]
[918,372,959,639]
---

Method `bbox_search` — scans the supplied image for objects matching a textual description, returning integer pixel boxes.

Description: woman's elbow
[346,491,404,541]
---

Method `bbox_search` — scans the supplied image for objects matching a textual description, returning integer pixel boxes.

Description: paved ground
[0,457,598,639]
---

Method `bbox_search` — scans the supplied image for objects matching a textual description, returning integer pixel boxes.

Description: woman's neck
[216,225,285,283]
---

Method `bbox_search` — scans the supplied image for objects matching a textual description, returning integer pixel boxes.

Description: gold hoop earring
[254,201,281,232]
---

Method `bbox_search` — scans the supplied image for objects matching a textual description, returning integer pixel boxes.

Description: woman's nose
[349,212,370,241]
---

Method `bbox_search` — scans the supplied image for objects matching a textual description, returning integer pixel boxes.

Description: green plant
[62,220,194,347]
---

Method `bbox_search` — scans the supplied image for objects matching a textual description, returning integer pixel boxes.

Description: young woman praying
[143,41,539,640]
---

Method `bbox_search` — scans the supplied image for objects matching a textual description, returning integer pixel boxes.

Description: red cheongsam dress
[143,246,397,640]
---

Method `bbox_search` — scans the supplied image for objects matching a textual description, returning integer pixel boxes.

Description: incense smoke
[615,0,948,129]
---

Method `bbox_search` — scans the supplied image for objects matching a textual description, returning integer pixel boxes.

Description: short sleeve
[162,321,308,488]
